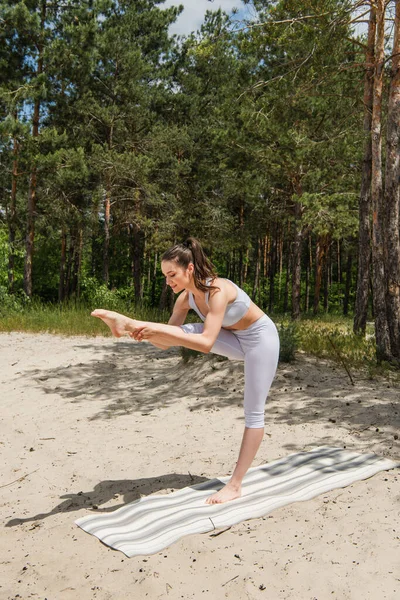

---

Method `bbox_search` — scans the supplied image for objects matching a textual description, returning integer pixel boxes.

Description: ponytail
[161,237,219,293]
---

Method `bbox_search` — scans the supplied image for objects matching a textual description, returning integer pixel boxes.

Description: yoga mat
[75,446,399,557]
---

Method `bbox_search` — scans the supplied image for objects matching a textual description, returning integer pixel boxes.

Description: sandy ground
[0,332,399,600]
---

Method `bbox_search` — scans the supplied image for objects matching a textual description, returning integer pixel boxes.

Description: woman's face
[161,260,194,293]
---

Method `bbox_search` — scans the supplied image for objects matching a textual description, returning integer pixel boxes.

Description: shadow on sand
[20,341,400,454]
[6,471,210,527]
[8,447,396,529]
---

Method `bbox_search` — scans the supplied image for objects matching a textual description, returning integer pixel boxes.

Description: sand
[0,332,399,600]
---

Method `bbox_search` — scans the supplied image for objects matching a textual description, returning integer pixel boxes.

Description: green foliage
[299,192,359,240]
[0,298,172,335]
[80,277,130,311]
[0,227,9,288]
[179,347,203,363]
[0,226,24,290]
[0,0,385,364]
[0,286,29,316]
[298,319,377,367]
[278,321,300,362]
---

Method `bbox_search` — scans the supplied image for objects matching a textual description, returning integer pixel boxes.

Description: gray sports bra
[188,278,251,327]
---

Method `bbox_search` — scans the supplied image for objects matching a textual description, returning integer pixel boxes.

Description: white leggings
[180,314,280,428]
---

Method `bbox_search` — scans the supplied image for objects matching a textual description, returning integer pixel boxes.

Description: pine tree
[383,0,400,360]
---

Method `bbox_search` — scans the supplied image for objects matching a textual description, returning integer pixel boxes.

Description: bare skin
[91,259,267,504]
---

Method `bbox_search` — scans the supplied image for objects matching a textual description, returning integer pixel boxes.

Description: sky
[159,0,252,36]
[159,2,368,39]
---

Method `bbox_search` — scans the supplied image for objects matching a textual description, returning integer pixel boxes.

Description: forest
[1,0,400,364]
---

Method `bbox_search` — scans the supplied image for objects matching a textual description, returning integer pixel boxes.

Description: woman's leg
[91,310,212,354]
[181,323,245,361]
[182,324,267,504]
[205,319,280,504]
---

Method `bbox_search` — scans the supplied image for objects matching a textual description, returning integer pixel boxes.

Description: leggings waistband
[232,314,271,335]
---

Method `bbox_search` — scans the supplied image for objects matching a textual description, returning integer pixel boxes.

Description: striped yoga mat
[75,447,398,557]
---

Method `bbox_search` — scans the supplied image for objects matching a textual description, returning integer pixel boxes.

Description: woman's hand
[129,325,159,342]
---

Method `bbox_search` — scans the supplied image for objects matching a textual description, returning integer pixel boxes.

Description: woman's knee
[244,410,265,428]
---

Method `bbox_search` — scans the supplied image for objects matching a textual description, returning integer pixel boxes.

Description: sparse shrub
[80,277,128,311]
[0,286,29,316]
[278,321,299,363]
[298,320,376,367]
[179,346,202,363]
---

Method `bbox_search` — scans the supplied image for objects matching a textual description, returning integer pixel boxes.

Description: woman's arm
[92,288,228,354]
[132,288,227,352]
[148,340,171,350]
[129,320,213,353]
[144,292,190,350]
[167,290,190,326]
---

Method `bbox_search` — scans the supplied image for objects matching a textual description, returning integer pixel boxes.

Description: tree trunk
[131,221,144,303]
[283,240,291,313]
[343,251,353,316]
[147,251,151,291]
[65,233,75,300]
[58,224,67,303]
[269,236,276,313]
[252,239,261,301]
[243,248,249,282]
[103,182,111,285]
[354,6,376,335]
[313,234,329,315]
[323,245,330,313]
[24,0,46,298]
[304,235,311,313]
[159,278,174,312]
[305,263,310,313]
[231,250,236,281]
[91,194,99,277]
[278,229,283,303]
[238,249,244,287]
[226,253,231,280]
[71,223,83,299]
[151,251,158,306]
[263,235,267,278]
[371,0,392,361]
[8,120,18,293]
[384,0,400,360]
[24,165,37,298]
[291,191,303,320]
[370,276,375,318]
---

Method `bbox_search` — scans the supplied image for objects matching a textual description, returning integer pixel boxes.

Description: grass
[0,300,172,337]
[296,318,376,367]
[293,316,400,382]
[1,302,398,380]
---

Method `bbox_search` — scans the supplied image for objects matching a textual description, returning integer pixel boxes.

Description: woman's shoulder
[211,276,235,288]
[175,289,191,310]
[209,277,237,301]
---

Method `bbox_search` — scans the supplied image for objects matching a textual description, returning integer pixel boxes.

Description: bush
[298,320,376,367]
[80,277,132,311]
[179,346,202,363]
[278,321,299,363]
[0,286,30,316]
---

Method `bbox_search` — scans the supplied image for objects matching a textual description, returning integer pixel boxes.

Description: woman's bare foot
[205,482,242,505]
[91,309,136,337]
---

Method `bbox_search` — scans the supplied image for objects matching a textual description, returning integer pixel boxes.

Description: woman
[92,237,280,505]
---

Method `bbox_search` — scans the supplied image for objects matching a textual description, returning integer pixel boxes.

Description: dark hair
[161,237,219,293]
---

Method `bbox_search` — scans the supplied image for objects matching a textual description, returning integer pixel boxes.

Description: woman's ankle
[124,316,138,332]
[227,479,242,491]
